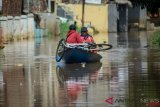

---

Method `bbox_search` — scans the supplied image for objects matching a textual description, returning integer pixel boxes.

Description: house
[57,0,148,33]
[0,0,59,42]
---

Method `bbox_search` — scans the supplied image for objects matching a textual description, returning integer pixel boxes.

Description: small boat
[63,48,102,63]
[56,39,112,64]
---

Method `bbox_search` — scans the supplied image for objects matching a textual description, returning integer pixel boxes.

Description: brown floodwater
[0,31,160,107]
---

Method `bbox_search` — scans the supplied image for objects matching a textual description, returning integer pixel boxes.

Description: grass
[150,30,160,47]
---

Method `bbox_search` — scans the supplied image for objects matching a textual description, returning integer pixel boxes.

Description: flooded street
[0,31,160,107]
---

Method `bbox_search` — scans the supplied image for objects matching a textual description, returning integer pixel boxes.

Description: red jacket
[66,30,83,43]
[80,35,94,43]
[81,34,97,53]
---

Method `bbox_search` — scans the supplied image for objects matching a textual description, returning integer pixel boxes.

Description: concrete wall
[139,8,147,29]
[63,4,108,32]
[0,14,34,41]
[39,13,60,37]
[58,3,147,33]
[108,4,118,32]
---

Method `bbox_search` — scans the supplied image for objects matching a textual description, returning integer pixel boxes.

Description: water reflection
[2,64,27,107]
[34,37,43,55]
[0,31,160,107]
[56,62,102,106]
[117,33,128,48]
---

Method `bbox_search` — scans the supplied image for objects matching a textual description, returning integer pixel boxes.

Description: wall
[139,8,147,29]
[64,4,108,32]
[0,14,34,41]
[108,3,118,32]
[39,13,60,37]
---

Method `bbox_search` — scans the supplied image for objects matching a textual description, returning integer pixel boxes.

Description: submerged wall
[108,3,118,33]
[0,14,34,41]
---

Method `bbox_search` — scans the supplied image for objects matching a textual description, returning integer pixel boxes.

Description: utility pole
[82,0,85,27]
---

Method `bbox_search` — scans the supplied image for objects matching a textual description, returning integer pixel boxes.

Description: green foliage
[60,22,69,39]
[60,22,81,39]
[150,31,160,47]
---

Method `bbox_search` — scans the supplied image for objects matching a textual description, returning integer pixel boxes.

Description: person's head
[69,24,76,30]
[81,27,88,35]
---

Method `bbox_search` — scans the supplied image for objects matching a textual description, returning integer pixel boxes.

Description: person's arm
[90,35,95,43]
[76,33,83,43]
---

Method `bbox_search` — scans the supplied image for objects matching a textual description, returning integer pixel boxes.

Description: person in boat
[80,27,96,50]
[66,24,83,43]
[80,27,95,43]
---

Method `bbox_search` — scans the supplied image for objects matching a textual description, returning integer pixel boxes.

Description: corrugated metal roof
[2,0,22,16]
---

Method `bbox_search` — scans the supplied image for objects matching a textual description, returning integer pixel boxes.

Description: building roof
[114,0,132,7]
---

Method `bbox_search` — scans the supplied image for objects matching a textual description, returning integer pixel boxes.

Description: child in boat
[80,27,96,52]
[66,24,83,43]
[80,27,95,43]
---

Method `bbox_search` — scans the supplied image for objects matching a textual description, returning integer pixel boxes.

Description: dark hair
[81,27,88,33]
[69,24,76,30]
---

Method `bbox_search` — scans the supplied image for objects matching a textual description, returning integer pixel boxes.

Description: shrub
[151,31,160,47]
[60,22,81,39]
[60,22,69,39]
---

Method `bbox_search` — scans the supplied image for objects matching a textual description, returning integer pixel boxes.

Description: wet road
[0,31,160,107]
